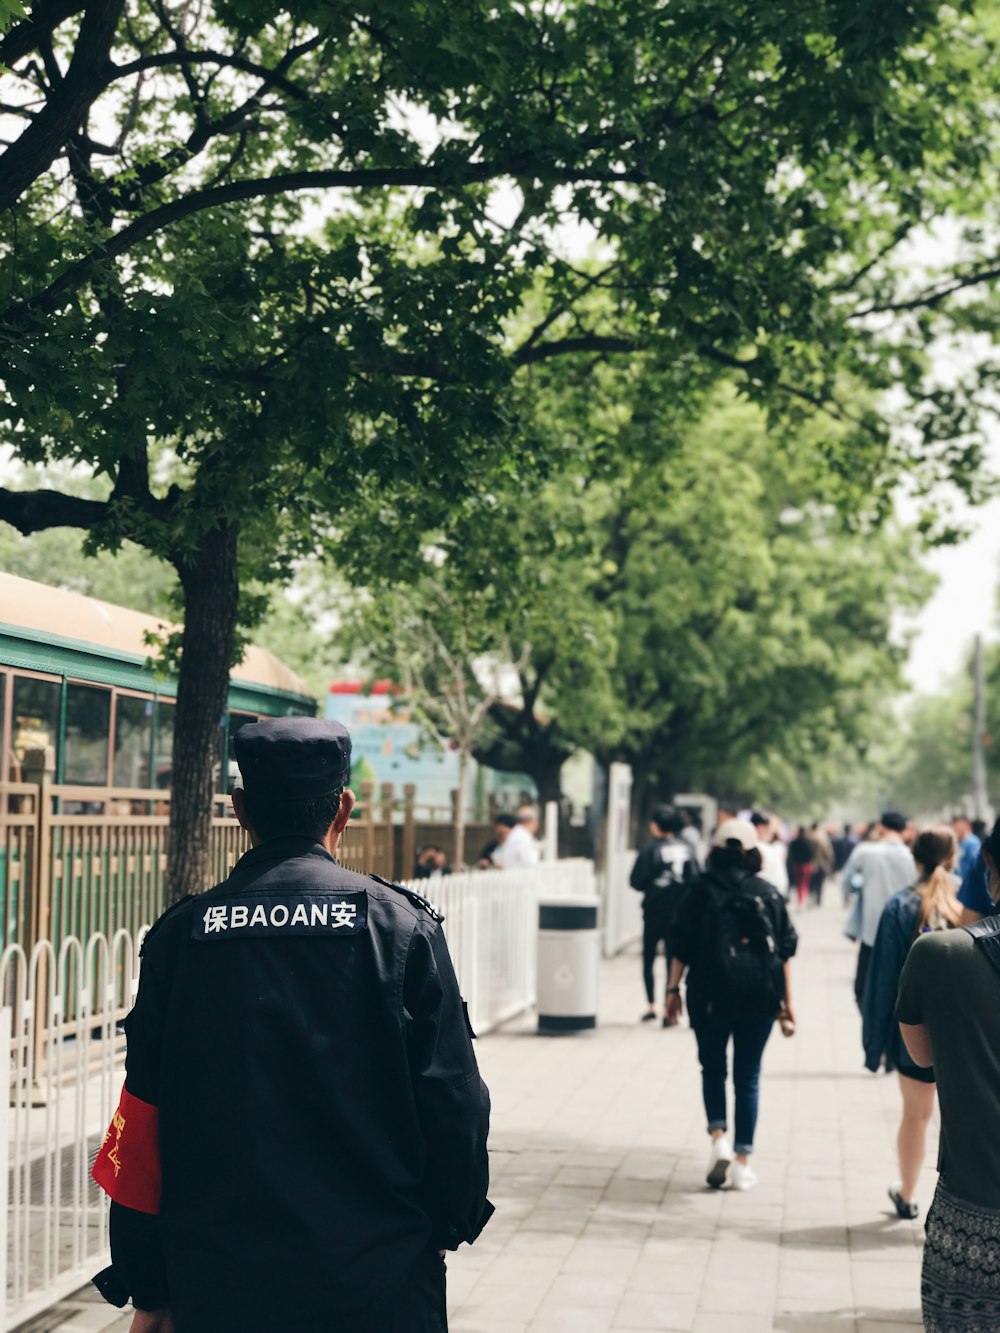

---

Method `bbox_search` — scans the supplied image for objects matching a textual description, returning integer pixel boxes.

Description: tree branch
[830,221,914,294]
[850,261,1000,317]
[513,333,639,365]
[0,485,108,534]
[0,0,126,215]
[517,261,623,353]
[2,158,646,325]
[110,48,314,101]
[0,0,85,69]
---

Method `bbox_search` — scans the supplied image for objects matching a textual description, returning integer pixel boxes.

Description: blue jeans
[692,1008,774,1156]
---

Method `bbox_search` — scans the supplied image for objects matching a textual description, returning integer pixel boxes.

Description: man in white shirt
[842,811,915,1007]
[495,805,541,869]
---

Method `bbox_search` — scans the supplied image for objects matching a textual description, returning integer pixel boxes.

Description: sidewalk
[33,898,930,1332]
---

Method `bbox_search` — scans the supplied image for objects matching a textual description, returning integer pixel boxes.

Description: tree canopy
[1,0,999,893]
[347,374,933,817]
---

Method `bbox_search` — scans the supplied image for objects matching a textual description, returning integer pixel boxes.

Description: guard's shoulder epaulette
[369,873,445,923]
[139,893,197,955]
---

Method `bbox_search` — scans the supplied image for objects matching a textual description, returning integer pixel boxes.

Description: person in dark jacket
[786,826,814,909]
[665,819,797,1192]
[91,718,492,1333]
[630,805,697,1026]
[861,824,959,1221]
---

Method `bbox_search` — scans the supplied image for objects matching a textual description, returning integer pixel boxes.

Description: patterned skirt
[923,1182,1000,1331]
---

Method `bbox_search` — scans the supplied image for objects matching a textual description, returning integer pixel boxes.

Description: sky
[895,326,1000,695]
[902,484,1000,694]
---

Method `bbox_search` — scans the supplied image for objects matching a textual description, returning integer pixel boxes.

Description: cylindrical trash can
[537,895,600,1034]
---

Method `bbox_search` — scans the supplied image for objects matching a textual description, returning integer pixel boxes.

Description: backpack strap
[963,916,1000,981]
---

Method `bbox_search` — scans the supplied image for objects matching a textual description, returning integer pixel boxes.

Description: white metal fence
[4,858,619,1328]
[2,931,140,1329]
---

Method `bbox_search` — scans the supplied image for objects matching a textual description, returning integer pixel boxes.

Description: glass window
[154,699,175,790]
[113,695,154,788]
[10,675,60,780]
[63,683,111,785]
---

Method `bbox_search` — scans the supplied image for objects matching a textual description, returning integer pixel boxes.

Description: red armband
[92,1086,161,1216]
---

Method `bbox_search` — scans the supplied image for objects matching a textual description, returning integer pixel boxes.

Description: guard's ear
[232,787,261,847]
[232,786,250,832]
[333,787,356,833]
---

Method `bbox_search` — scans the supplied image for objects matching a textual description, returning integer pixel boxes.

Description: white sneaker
[706,1137,732,1189]
[730,1161,757,1191]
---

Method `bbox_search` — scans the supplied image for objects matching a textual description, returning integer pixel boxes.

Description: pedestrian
[896,816,1000,1331]
[841,812,915,1009]
[951,813,981,890]
[751,812,789,899]
[494,804,540,868]
[665,819,797,1191]
[956,847,993,923]
[484,812,518,867]
[414,844,452,879]
[831,823,857,876]
[861,825,960,1221]
[91,718,492,1333]
[787,826,814,908]
[833,824,860,904]
[679,809,704,866]
[630,805,697,1025]
[806,822,833,907]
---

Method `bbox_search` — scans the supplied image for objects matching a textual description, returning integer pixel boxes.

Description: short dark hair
[880,811,907,834]
[242,787,344,842]
[652,805,683,835]
[749,812,769,828]
[494,813,518,829]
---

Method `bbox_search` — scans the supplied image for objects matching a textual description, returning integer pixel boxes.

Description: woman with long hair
[861,825,960,1221]
[896,816,1000,1331]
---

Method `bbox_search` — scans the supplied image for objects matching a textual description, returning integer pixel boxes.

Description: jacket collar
[228,837,337,884]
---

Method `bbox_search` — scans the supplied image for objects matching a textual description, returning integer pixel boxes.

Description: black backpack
[704,875,783,1014]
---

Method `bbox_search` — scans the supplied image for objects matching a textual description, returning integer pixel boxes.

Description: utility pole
[973,633,989,821]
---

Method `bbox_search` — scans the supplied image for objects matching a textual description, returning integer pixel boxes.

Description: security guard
[92,718,492,1333]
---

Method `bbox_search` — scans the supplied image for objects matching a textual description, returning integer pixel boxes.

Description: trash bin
[536,895,600,1034]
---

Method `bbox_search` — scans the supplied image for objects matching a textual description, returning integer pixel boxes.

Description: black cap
[233,718,351,800]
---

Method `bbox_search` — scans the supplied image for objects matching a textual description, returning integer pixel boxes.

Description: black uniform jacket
[93,838,493,1333]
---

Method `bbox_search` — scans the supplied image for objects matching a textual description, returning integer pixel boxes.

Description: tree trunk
[165,524,240,904]
[533,755,564,807]
[454,749,469,870]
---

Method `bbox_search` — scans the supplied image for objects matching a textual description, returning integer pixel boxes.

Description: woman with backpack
[861,825,960,1222]
[896,816,1000,1331]
[665,819,797,1191]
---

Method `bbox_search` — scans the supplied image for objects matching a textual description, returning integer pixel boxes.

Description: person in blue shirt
[958,849,993,922]
[953,814,982,888]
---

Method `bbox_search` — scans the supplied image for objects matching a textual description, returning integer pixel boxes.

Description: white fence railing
[2,931,141,1330]
[3,858,611,1328]
[600,848,640,957]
